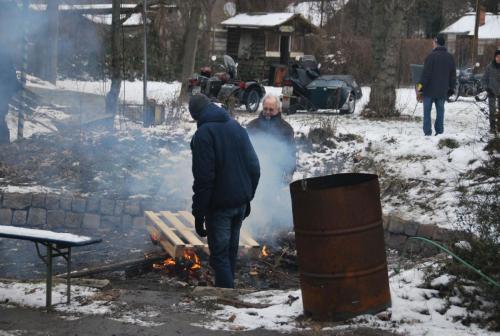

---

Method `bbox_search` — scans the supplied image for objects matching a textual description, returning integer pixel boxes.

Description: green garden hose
[406,236,500,288]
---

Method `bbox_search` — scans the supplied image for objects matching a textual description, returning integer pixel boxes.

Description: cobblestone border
[0,192,187,234]
[382,213,465,254]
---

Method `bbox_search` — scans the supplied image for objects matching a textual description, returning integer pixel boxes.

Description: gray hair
[262,94,281,112]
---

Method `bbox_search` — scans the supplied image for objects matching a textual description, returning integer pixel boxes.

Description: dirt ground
[0,284,401,336]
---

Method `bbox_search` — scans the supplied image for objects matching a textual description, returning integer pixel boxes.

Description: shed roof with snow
[441,12,500,39]
[221,12,316,29]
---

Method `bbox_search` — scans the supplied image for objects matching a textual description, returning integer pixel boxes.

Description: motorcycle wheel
[245,89,261,113]
[340,92,356,114]
[475,90,488,102]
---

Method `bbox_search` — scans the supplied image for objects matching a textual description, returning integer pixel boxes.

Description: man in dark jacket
[419,34,456,136]
[0,48,22,144]
[247,95,296,179]
[189,94,260,288]
[482,49,500,134]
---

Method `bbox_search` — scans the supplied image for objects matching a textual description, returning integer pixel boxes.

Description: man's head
[495,49,500,64]
[188,94,210,120]
[433,34,445,48]
[262,95,280,119]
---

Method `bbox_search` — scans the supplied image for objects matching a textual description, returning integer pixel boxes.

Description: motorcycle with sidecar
[187,55,265,113]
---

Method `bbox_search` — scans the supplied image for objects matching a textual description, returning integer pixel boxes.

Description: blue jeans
[423,96,445,136]
[205,205,246,288]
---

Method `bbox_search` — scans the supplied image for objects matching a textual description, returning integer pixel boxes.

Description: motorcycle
[187,55,265,113]
[281,55,362,115]
[448,65,487,102]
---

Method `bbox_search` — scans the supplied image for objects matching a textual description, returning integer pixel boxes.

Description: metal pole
[66,247,71,304]
[46,244,53,309]
[143,0,148,118]
[18,0,30,140]
[471,0,480,67]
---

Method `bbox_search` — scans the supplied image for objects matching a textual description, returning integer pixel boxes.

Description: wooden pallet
[144,210,260,258]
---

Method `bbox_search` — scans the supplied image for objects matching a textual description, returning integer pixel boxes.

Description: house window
[291,34,304,52]
[266,32,280,52]
[238,31,253,59]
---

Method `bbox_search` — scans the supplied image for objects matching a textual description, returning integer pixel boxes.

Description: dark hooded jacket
[482,59,500,96]
[191,103,260,218]
[420,46,456,98]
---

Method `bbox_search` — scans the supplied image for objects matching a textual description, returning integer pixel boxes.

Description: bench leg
[46,244,53,309]
[66,247,71,304]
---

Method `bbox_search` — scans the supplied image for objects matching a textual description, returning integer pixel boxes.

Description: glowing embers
[153,249,203,279]
[261,245,269,258]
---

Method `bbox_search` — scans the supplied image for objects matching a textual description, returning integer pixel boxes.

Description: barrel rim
[290,173,378,192]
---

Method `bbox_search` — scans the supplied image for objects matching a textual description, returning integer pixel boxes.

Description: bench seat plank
[0,225,101,247]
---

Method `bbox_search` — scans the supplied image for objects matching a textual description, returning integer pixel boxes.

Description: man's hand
[486,88,494,96]
[195,216,207,237]
[244,202,251,219]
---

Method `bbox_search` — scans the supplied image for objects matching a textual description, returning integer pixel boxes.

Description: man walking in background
[419,34,456,136]
[482,49,500,134]
[189,94,260,288]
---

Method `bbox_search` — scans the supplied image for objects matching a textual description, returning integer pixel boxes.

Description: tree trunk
[179,4,201,100]
[105,0,122,116]
[46,0,59,84]
[363,0,407,118]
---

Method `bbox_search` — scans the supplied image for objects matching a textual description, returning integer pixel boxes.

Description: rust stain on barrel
[290,173,391,321]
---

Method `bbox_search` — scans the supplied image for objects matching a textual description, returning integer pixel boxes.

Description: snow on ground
[0,281,163,327]
[278,87,490,228]
[9,78,493,229]
[56,79,181,105]
[196,265,498,335]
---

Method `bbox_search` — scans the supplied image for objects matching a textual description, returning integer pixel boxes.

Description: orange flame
[153,249,202,272]
[261,245,268,258]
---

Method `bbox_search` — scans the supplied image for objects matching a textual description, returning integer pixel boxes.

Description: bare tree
[362,0,413,118]
[179,2,201,99]
[45,0,59,84]
[105,0,122,116]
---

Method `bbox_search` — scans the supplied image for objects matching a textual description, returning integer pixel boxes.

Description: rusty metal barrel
[290,173,391,321]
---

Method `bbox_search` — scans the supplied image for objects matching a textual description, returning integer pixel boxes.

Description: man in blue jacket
[419,34,456,136]
[189,94,260,288]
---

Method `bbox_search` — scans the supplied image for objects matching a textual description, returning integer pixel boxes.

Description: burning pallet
[144,210,260,258]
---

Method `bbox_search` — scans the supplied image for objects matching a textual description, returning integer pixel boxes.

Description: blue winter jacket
[420,46,456,99]
[191,103,260,218]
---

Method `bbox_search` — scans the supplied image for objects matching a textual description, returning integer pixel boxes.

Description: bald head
[262,95,280,118]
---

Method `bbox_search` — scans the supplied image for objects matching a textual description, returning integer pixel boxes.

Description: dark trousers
[0,100,10,144]
[205,205,246,288]
[488,94,499,133]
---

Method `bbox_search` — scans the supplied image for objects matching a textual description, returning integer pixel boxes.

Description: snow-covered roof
[221,13,301,28]
[441,13,500,39]
[30,4,137,11]
[83,13,144,26]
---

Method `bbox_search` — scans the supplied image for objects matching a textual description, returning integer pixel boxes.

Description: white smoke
[245,132,295,239]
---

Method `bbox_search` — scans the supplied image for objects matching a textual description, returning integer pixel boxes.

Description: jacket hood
[433,46,447,52]
[197,103,230,127]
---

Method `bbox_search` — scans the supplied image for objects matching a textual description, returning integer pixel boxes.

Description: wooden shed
[220,12,317,80]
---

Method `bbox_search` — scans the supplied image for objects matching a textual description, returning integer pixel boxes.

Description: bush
[448,155,500,330]
[438,138,460,149]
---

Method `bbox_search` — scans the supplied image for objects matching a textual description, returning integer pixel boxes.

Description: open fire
[153,249,203,279]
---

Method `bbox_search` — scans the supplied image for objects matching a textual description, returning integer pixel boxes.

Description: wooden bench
[0,225,101,308]
[144,210,260,258]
